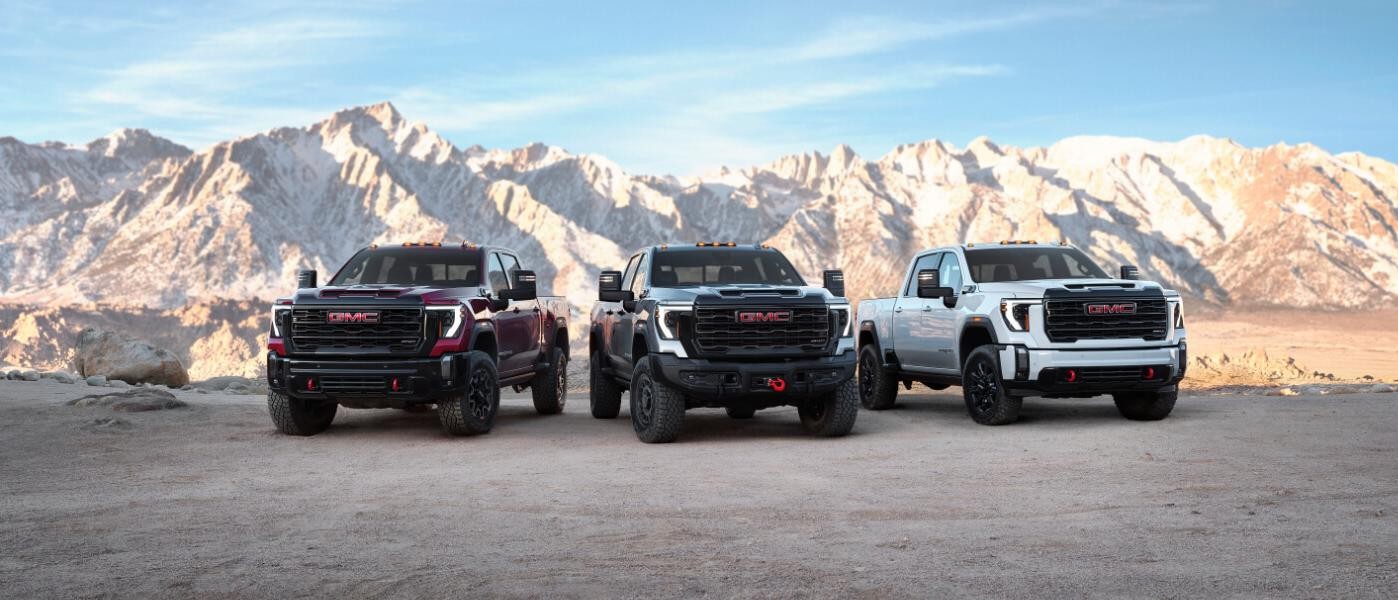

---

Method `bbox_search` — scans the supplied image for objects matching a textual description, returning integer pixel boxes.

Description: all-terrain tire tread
[438,351,499,436]
[267,391,336,436]
[631,360,686,443]
[963,345,1023,426]
[800,377,860,437]
[590,350,624,419]
[859,344,899,410]
[531,347,567,415]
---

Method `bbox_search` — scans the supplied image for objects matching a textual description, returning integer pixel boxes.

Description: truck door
[487,252,531,377]
[925,252,966,371]
[606,253,645,371]
[501,253,542,370]
[892,252,942,372]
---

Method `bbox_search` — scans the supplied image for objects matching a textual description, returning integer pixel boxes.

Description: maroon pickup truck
[265,242,571,437]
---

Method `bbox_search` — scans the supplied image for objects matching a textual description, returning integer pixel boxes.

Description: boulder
[41,370,79,384]
[67,388,187,412]
[1370,383,1395,394]
[193,376,266,396]
[4,369,19,380]
[73,328,189,387]
[19,370,40,382]
[85,375,109,387]
[109,379,131,389]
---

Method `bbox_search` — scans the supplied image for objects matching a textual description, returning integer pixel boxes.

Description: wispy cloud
[73,16,387,145]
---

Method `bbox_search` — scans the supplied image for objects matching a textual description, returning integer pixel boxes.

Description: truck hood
[286,284,482,305]
[648,284,843,304]
[976,279,1174,298]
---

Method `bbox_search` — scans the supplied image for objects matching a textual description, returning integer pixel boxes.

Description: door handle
[605,310,614,315]
[922,305,932,312]
[533,307,540,313]
[894,307,903,313]
[512,307,520,313]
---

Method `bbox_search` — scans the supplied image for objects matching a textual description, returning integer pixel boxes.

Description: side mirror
[598,270,634,303]
[823,269,845,297]
[499,270,538,301]
[916,269,952,298]
[297,269,317,289]
[1120,265,1139,280]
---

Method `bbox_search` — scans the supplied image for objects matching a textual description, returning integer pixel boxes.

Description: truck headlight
[999,300,1038,332]
[427,305,466,338]
[656,305,691,340]
[270,306,291,338]
[830,304,853,338]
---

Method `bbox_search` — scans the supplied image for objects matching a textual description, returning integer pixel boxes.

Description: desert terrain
[1,378,1395,598]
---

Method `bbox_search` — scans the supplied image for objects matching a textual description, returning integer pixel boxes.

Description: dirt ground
[1187,308,1398,382]
[1,379,1395,599]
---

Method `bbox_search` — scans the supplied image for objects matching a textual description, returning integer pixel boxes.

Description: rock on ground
[41,371,78,384]
[67,388,188,412]
[85,375,108,387]
[80,417,134,433]
[72,327,189,387]
[192,376,266,396]
[19,370,40,382]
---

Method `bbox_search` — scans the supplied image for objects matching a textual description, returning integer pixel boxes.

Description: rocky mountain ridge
[1,101,1395,315]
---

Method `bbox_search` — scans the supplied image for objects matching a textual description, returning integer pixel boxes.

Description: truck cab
[265,242,571,437]
[589,243,858,442]
[856,242,1187,424]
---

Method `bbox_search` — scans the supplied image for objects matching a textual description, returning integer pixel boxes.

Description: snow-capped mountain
[2,101,1396,315]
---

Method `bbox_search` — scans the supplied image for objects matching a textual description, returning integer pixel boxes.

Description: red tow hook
[768,377,787,392]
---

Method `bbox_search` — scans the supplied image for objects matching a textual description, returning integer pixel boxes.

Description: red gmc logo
[1086,303,1136,315]
[327,311,380,324]
[738,310,792,323]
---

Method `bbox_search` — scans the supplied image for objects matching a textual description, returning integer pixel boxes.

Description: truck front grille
[691,306,831,356]
[1043,296,1169,342]
[289,307,424,354]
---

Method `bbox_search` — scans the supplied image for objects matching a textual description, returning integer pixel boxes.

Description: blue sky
[2,0,1395,174]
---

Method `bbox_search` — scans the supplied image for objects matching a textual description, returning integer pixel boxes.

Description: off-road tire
[725,406,756,419]
[799,377,860,437]
[630,359,685,443]
[531,347,568,415]
[1114,389,1178,421]
[267,391,336,436]
[438,351,500,436]
[858,344,898,410]
[962,345,1022,426]
[590,350,624,419]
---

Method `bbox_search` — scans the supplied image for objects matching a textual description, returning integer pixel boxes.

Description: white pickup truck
[855,242,1187,425]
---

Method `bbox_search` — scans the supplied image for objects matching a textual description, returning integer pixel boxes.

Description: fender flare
[469,322,499,360]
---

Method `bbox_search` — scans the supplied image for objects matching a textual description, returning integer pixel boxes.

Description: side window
[501,254,523,286]
[629,254,648,295]
[939,252,963,291]
[903,253,942,296]
[620,253,642,290]
[486,253,510,294]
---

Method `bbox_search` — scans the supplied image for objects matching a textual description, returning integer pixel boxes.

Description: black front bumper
[1005,365,1182,396]
[267,352,468,405]
[649,350,856,405]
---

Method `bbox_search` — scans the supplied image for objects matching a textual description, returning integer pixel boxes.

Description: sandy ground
[1,379,1395,599]
[1188,308,1398,382]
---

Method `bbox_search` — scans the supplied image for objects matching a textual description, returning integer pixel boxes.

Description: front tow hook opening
[768,377,787,392]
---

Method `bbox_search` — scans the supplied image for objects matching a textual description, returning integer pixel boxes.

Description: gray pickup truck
[856,242,1187,425]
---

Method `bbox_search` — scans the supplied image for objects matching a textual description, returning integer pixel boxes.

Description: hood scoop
[1062,282,1137,290]
[319,288,408,299]
[716,288,801,297]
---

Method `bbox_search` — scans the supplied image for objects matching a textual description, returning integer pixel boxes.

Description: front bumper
[649,350,856,404]
[267,352,468,405]
[998,343,1186,395]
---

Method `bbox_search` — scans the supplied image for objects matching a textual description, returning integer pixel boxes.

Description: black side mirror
[823,269,845,297]
[916,269,952,298]
[598,270,634,303]
[499,270,538,301]
[297,269,317,289]
[1120,265,1139,280]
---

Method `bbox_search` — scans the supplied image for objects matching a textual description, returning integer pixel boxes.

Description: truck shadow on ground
[882,392,1202,428]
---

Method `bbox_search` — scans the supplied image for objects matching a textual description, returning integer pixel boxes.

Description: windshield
[965,247,1110,282]
[329,248,483,287]
[651,249,806,286]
